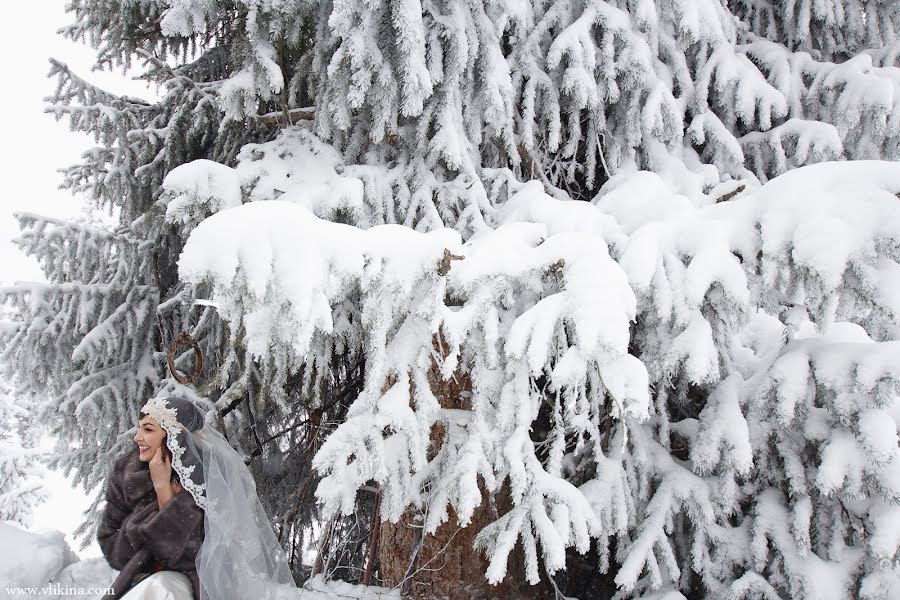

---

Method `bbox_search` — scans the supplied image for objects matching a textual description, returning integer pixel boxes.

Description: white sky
[1,1,155,558]
[0,0,154,284]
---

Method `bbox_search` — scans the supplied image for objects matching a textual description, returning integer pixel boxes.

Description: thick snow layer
[162,159,243,227]
[593,171,694,235]
[0,522,78,589]
[498,179,625,248]
[179,200,460,360]
[53,559,115,597]
[752,161,900,289]
[236,129,367,225]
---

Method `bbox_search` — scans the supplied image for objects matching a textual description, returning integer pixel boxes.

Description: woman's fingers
[148,446,176,491]
[151,446,170,465]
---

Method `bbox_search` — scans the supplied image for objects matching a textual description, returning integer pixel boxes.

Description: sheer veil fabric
[141,397,297,600]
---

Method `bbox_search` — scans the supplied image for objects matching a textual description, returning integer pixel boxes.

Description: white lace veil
[140,396,297,600]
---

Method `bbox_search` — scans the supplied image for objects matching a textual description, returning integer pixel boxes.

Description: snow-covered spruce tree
[599,161,900,599]
[175,143,900,600]
[731,0,899,60]
[0,0,329,562]
[3,1,900,598]
[2,0,378,573]
[0,377,48,526]
[1,212,165,541]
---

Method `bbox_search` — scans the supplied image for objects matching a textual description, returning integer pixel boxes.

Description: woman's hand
[150,447,184,510]
[148,447,173,490]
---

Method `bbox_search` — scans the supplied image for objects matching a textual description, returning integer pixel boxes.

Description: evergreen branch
[13,212,141,246]
[45,58,154,112]
[133,48,219,100]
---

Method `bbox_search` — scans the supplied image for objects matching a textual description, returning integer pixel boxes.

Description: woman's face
[134,415,166,462]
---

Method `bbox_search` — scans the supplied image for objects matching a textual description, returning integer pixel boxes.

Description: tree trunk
[378,330,552,599]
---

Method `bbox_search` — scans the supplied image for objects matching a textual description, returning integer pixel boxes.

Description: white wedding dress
[120,571,193,600]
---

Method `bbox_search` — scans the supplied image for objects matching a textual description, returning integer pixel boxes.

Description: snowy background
[0,0,153,562]
[1,1,898,599]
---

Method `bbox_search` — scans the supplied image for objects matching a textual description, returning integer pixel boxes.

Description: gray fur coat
[97,449,205,599]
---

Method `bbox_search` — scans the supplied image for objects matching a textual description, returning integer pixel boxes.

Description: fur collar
[118,449,155,507]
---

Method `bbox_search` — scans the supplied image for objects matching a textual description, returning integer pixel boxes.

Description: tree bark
[378,330,552,599]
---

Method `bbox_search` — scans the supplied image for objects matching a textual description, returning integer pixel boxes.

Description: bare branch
[255,107,315,126]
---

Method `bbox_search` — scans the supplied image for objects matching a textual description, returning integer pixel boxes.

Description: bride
[97,396,296,599]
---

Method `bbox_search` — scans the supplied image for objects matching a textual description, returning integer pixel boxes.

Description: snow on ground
[0,523,117,600]
[302,577,400,599]
[0,521,398,599]
[0,522,81,591]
